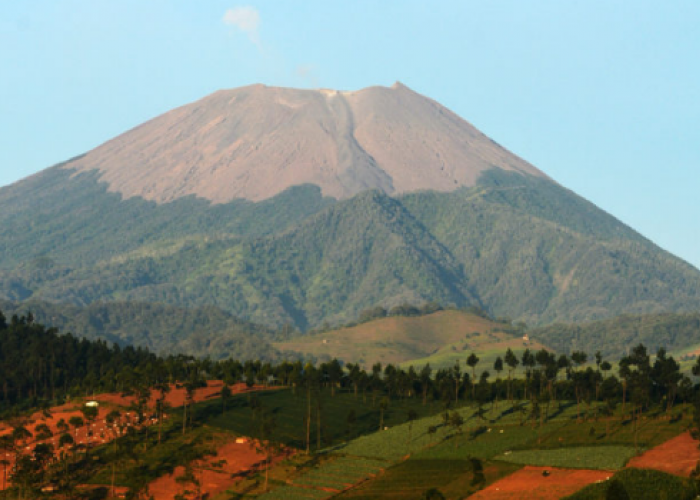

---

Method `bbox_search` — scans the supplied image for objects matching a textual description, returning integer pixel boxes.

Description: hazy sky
[1,1,698,269]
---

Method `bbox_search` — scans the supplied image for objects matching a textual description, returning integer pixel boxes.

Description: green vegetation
[495,446,637,470]
[0,298,278,361]
[533,312,700,360]
[205,389,442,451]
[335,458,519,499]
[3,166,700,335]
[565,468,699,499]
[273,309,534,369]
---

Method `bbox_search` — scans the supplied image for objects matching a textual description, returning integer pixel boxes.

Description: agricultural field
[494,446,637,470]
[204,387,447,450]
[335,458,520,499]
[565,468,699,500]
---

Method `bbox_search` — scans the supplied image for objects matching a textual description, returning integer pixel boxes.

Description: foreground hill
[1,83,699,334]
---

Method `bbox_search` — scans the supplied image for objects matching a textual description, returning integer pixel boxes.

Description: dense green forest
[2,167,700,332]
[0,299,279,361]
[532,312,700,359]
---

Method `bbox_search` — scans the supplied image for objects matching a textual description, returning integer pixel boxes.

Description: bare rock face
[64,82,547,203]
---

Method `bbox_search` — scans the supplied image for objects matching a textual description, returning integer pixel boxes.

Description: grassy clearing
[496,446,637,470]
[273,310,530,369]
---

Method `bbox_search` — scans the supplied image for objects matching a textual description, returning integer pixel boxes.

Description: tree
[221,384,232,413]
[407,409,418,452]
[254,402,279,493]
[452,360,462,403]
[182,382,196,435]
[466,353,480,400]
[571,350,588,421]
[81,405,99,449]
[504,348,519,402]
[69,416,85,440]
[620,344,651,452]
[449,411,464,448]
[327,359,343,397]
[419,364,432,405]
[0,435,12,491]
[346,409,356,439]
[58,432,74,449]
[651,348,682,418]
[34,423,53,441]
[521,349,535,401]
[493,355,504,403]
[379,396,389,431]
[422,487,446,500]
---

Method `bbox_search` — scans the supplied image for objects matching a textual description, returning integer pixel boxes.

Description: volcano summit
[1,83,699,338]
[65,82,545,203]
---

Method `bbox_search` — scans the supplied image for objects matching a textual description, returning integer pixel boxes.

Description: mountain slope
[62,82,546,203]
[399,170,700,325]
[0,83,698,336]
[1,190,477,329]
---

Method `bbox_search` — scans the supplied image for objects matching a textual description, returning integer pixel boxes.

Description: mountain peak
[62,83,546,204]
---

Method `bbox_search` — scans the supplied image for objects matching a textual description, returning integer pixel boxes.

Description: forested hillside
[532,312,700,359]
[0,299,277,360]
[2,166,699,333]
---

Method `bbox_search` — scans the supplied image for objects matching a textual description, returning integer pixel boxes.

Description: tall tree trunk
[316,398,321,450]
[305,386,311,455]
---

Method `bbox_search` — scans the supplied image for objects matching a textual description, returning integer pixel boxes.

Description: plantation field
[204,388,445,450]
[335,458,520,499]
[255,456,390,499]
[531,407,691,450]
[496,446,637,470]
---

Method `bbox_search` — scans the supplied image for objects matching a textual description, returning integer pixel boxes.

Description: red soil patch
[0,381,267,491]
[0,380,251,489]
[626,431,700,477]
[93,381,266,409]
[0,402,151,491]
[469,466,612,500]
[147,438,291,500]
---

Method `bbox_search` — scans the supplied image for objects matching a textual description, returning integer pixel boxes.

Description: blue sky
[1,1,698,269]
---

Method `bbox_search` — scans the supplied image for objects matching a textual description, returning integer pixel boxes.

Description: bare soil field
[146,438,291,500]
[626,431,700,477]
[469,466,612,500]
